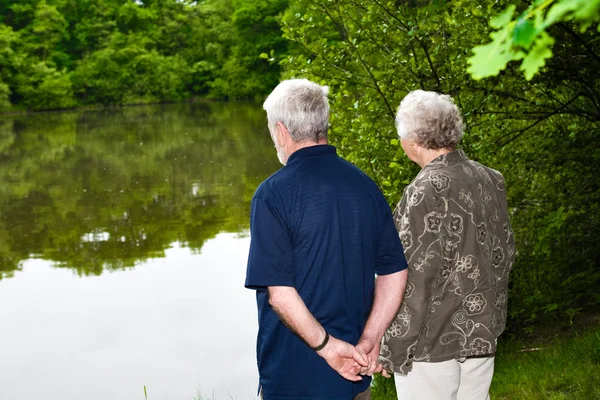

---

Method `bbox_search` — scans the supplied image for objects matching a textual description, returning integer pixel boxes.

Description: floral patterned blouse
[380,149,515,374]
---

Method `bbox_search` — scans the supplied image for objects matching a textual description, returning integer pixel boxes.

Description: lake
[0,102,281,400]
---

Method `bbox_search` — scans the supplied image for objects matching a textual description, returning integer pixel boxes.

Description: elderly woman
[379,91,516,400]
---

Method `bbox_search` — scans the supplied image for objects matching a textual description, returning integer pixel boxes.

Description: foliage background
[279,0,600,331]
[0,0,598,331]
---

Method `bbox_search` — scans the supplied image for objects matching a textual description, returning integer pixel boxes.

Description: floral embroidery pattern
[388,321,405,337]
[464,293,487,315]
[491,247,505,267]
[482,188,492,203]
[440,257,454,279]
[456,255,475,273]
[404,281,415,298]
[476,223,487,244]
[408,186,425,206]
[459,189,474,208]
[400,230,413,250]
[443,234,460,253]
[429,173,451,192]
[414,251,435,272]
[449,213,463,234]
[425,212,443,233]
[468,267,481,285]
[490,209,500,223]
[494,289,508,307]
[397,311,411,327]
[470,338,492,355]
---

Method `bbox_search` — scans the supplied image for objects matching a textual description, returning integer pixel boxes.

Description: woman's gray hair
[263,79,329,142]
[395,90,464,150]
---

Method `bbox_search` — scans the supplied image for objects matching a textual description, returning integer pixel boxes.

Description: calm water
[0,103,281,400]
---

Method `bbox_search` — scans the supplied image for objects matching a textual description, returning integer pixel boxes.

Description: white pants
[394,357,495,400]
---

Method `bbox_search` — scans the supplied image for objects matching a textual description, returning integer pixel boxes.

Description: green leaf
[467,29,522,80]
[573,0,600,32]
[520,32,555,80]
[390,138,399,146]
[544,1,578,27]
[259,53,269,59]
[513,18,537,49]
[490,5,516,29]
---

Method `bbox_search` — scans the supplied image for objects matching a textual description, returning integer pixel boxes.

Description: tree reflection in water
[0,102,280,279]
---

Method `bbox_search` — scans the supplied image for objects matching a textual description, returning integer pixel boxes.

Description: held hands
[355,336,391,378]
[316,335,391,381]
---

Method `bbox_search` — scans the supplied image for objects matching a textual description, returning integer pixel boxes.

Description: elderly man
[245,79,408,400]
[379,90,516,400]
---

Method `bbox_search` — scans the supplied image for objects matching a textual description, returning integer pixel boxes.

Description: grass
[491,327,600,399]
[372,320,600,400]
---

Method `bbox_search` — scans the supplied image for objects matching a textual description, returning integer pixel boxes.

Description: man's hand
[317,336,369,381]
[355,337,391,378]
[352,270,408,378]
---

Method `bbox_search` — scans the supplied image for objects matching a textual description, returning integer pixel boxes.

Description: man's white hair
[263,79,329,142]
[395,90,464,150]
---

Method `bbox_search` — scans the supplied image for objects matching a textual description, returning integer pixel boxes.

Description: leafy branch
[468,0,600,80]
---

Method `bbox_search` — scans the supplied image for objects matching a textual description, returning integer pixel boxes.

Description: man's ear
[275,121,290,147]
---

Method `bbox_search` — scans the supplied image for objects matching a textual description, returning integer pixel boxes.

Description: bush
[72,34,191,105]
[16,62,76,110]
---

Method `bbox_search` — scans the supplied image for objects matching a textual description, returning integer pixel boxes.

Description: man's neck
[289,139,328,154]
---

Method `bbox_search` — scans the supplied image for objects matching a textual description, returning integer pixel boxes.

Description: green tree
[61,0,122,59]
[0,24,20,107]
[31,0,68,61]
[209,0,289,99]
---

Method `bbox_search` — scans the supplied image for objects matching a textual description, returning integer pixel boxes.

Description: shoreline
[0,97,257,117]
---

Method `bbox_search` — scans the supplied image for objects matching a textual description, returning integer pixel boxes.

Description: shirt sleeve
[245,195,295,290]
[375,205,409,276]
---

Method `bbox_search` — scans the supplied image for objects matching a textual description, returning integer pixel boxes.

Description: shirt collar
[287,144,337,165]
[422,149,469,171]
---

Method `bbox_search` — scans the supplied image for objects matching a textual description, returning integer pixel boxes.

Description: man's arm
[355,270,407,376]
[268,286,368,381]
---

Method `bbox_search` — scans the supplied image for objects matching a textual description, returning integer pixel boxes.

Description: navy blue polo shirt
[245,145,407,400]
